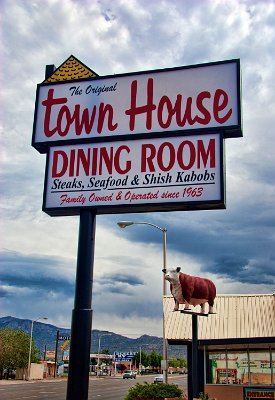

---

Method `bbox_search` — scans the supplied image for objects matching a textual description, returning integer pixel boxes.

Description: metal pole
[66,211,96,400]
[162,228,168,384]
[97,336,101,375]
[192,314,199,398]
[187,342,193,400]
[117,221,168,383]
[139,346,142,375]
[54,330,59,378]
[27,320,34,380]
[163,229,167,296]
[96,333,111,376]
[27,317,47,380]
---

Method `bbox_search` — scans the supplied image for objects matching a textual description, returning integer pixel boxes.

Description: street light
[27,317,48,380]
[97,333,111,376]
[117,220,168,383]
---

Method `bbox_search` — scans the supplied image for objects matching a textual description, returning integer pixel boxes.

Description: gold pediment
[44,55,98,83]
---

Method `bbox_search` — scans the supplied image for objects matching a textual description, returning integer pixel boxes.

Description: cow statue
[163,267,216,314]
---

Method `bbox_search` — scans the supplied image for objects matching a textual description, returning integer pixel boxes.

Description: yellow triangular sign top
[44,55,98,83]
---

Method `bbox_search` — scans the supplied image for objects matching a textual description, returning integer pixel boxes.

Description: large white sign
[43,133,224,216]
[113,352,137,362]
[33,60,241,153]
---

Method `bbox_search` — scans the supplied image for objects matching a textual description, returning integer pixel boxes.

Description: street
[0,374,187,400]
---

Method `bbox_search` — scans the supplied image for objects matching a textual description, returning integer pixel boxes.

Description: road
[0,374,187,400]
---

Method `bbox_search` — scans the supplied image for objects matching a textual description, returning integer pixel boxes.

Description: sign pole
[66,210,96,400]
[192,314,199,399]
[54,330,59,378]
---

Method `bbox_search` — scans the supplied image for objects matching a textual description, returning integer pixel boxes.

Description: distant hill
[0,316,186,359]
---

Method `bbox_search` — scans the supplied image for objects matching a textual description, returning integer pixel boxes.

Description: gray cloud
[93,291,162,319]
[205,256,275,285]
[98,273,144,287]
[0,250,75,297]
[96,274,144,297]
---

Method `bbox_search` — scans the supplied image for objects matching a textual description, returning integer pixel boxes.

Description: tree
[148,350,161,370]
[0,328,40,378]
[179,357,187,368]
[169,357,180,368]
[133,351,149,368]
[168,356,187,369]
[101,348,112,366]
[101,348,110,354]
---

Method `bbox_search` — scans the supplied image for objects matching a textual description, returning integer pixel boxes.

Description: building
[164,294,275,400]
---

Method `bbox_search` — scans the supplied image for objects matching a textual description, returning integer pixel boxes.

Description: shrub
[124,382,183,400]
[199,393,209,400]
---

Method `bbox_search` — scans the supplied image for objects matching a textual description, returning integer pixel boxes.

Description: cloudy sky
[1,0,275,338]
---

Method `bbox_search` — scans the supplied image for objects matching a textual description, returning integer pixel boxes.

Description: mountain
[0,316,186,359]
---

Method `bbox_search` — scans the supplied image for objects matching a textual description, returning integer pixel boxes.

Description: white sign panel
[63,351,70,361]
[113,352,137,362]
[33,60,241,152]
[43,133,224,216]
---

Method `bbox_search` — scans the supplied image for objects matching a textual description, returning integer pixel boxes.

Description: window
[206,352,227,384]
[272,351,275,385]
[249,351,271,385]
[205,349,274,385]
[226,351,248,384]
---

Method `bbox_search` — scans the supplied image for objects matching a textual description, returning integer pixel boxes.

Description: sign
[63,351,70,361]
[45,350,56,359]
[32,56,242,216]
[113,351,137,362]
[243,387,275,399]
[91,354,113,360]
[59,335,70,340]
[161,360,168,370]
[32,59,241,153]
[43,132,224,216]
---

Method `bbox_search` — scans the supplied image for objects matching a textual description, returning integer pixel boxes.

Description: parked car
[123,370,136,379]
[153,374,164,383]
[3,369,16,379]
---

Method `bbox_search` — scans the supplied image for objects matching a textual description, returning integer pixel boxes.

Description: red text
[42,89,118,137]
[125,78,232,131]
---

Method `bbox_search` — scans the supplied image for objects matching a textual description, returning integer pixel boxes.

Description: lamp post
[139,346,142,374]
[97,333,111,376]
[27,317,48,380]
[117,221,168,383]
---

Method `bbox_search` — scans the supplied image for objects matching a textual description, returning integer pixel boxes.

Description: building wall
[29,363,44,380]
[205,384,242,400]
[16,363,44,380]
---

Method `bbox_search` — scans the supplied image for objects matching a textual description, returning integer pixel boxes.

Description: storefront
[164,294,275,400]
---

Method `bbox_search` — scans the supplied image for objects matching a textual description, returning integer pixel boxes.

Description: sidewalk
[0,375,124,385]
[0,377,65,385]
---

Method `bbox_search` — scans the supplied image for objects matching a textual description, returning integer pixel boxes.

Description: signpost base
[66,211,96,400]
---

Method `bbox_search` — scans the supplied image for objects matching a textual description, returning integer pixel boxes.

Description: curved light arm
[117,221,166,233]
[117,221,167,294]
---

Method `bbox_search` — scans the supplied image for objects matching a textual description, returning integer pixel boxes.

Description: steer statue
[163,267,216,314]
